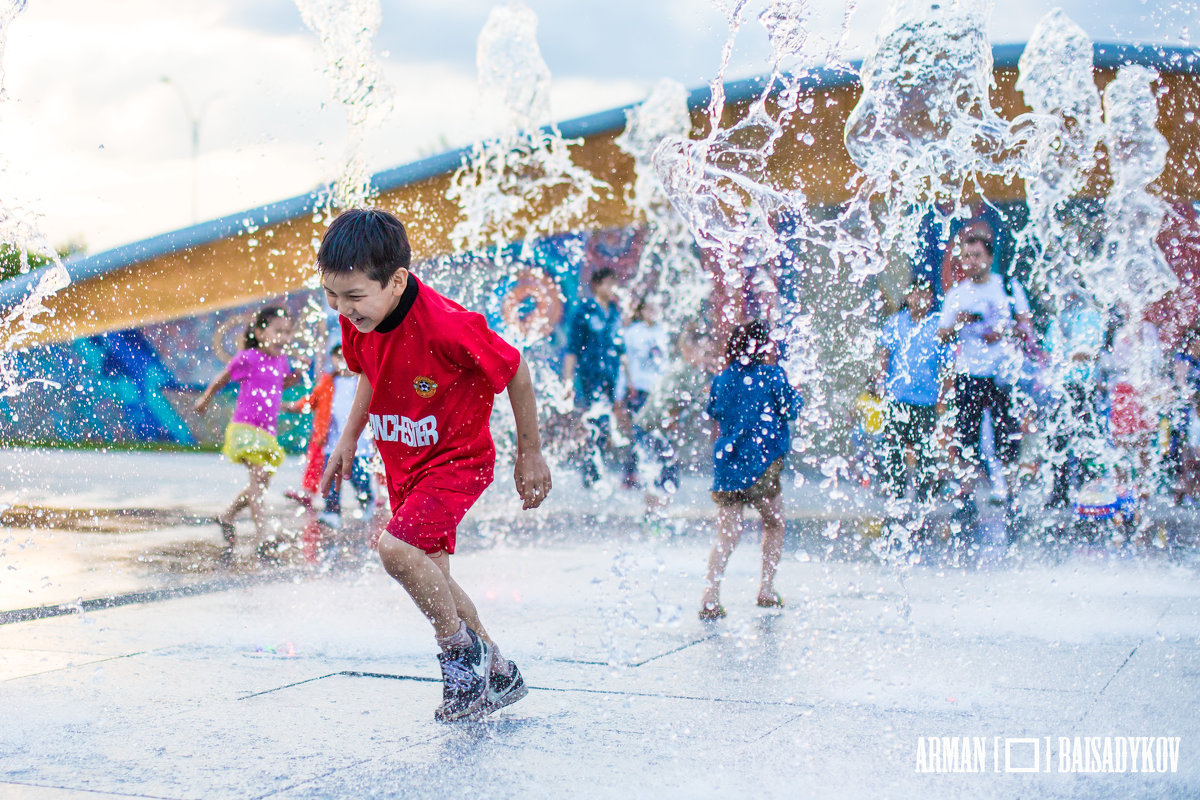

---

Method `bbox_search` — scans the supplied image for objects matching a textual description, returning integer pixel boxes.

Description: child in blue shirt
[700,321,802,620]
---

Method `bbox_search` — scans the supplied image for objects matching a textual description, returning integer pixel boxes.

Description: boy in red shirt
[318,209,552,721]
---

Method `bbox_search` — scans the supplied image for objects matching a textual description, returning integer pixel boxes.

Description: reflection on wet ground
[0,504,209,533]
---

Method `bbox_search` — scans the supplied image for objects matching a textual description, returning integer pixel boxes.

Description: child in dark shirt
[700,321,801,620]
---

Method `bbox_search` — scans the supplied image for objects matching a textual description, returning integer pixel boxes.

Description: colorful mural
[0,228,654,450]
[3,196,1199,451]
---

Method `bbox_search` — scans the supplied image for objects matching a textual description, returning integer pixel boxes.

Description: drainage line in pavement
[334,669,817,708]
[0,569,304,626]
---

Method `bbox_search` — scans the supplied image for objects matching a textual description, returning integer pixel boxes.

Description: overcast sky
[0,0,1195,254]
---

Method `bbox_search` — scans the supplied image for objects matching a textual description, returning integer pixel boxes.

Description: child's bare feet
[699,589,725,620]
[756,590,784,608]
[644,490,669,512]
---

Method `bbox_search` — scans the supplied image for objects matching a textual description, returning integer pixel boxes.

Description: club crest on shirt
[413,375,438,398]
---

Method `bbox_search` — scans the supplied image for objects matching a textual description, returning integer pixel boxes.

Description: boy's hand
[193,397,210,416]
[319,445,354,496]
[513,449,552,510]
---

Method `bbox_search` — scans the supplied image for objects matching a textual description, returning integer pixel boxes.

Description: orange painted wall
[19,67,1199,347]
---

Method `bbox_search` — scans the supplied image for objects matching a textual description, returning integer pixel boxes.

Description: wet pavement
[1,447,1199,799]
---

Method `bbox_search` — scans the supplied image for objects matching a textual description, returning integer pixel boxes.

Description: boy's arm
[561,353,577,388]
[319,374,373,495]
[281,375,320,414]
[620,350,641,404]
[506,356,552,510]
[937,295,958,342]
[193,367,231,416]
[283,366,306,389]
[560,308,584,391]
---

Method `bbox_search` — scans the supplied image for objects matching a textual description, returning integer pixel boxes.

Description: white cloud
[0,0,1194,254]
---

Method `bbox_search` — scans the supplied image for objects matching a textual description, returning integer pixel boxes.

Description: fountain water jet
[0,2,71,398]
[613,79,707,331]
[448,2,605,269]
[840,0,1031,279]
[295,0,394,210]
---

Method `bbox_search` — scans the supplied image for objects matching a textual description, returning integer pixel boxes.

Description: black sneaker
[484,660,528,715]
[433,628,492,722]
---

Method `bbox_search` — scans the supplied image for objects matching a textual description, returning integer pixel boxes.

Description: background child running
[285,343,377,530]
[700,321,801,620]
[283,345,335,511]
[317,209,552,722]
[318,343,378,529]
[194,305,303,563]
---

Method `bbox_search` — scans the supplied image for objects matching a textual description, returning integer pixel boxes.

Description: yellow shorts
[222,422,285,471]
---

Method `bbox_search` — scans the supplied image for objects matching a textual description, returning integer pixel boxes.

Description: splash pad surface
[1,448,1199,797]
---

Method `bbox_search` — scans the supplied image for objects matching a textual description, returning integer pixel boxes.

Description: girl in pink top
[195,306,303,563]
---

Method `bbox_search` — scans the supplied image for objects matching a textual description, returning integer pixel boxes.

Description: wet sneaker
[433,628,492,722]
[484,660,528,715]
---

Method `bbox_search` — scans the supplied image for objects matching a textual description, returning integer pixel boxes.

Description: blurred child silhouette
[194,305,303,563]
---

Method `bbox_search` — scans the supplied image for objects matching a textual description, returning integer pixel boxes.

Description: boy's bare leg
[376,534,462,639]
[701,504,743,609]
[428,550,491,644]
[751,493,785,603]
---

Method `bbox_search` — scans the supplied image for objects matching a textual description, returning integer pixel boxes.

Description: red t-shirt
[340,276,521,499]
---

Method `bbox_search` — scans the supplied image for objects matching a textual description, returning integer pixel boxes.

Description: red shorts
[1110,382,1151,438]
[384,485,483,555]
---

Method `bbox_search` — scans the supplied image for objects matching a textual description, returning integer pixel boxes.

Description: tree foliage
[0,241,85,283]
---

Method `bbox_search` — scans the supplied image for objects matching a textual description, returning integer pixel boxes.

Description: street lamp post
[161,76,216,225]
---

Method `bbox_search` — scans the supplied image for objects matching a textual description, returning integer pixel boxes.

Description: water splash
[296,0,394,209]
[0,2,72,398]
[760,0,857,73]
[614,79,707,330]
[841,0,1026,277]
[1013,8,1104,297]
[0,0,26,100]
[1095,65,1177,308]
[0,250,70,399]
[444,3,606,476]
[650,0,837,333]
[448,2,605,263]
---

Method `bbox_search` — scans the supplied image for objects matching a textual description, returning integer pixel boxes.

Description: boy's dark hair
[907,277,934,295]
[244,305,289,350]
[318,209,412,285]
[590,267,616,287]
[963,231,994,257]
[725,320,773,367]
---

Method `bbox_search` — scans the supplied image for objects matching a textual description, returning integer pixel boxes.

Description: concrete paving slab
[2,448,1200,798]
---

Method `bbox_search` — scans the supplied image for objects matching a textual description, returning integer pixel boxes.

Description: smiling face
[322,268,408,332]
[639,299,661,325]
[960,239,992,282]
[257,314,294,355]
